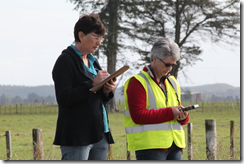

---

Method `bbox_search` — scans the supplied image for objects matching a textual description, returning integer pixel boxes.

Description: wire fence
[0,121,241,160]
[0,101,240,160]
[0,104,58,115]
[0,100,240,115]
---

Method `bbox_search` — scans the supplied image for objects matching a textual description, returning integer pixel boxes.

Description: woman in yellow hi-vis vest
[124,37,189,160]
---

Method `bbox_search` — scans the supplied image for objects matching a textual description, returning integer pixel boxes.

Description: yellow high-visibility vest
[124,71,185,151]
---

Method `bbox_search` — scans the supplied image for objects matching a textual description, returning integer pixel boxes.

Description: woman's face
[79,32,104,54]
[152,55,177,79]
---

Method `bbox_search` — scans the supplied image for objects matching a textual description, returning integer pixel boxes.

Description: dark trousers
[135,142,182,160]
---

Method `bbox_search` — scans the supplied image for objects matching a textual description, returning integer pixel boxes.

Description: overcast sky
[0,0,241,88]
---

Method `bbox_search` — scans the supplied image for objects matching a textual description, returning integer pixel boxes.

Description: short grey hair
[150,37,180,62]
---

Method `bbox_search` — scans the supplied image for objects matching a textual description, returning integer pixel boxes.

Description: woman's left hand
[103,77,117,96]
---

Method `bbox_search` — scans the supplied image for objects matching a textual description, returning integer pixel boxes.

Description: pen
[95,68,100,72]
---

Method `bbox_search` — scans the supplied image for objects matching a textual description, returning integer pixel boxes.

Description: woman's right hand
[93,70,110,86]
[172,105,184,119]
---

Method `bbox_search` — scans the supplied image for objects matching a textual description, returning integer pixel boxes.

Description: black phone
[180,104,199,111]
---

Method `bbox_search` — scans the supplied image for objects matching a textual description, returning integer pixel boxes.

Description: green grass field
[0,101,241,160]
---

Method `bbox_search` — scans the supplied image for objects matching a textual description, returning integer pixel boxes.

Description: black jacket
[52,46,114,146]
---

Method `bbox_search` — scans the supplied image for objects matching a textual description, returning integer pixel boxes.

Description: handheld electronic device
[180,104,199,111]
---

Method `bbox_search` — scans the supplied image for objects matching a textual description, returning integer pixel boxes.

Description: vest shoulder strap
[137,71,180,105]
[167,76,178,96]
[137,72,157,109]
[167,76,180,104]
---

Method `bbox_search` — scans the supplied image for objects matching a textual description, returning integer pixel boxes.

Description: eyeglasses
[90,34,104,43]
[157,57,177,67]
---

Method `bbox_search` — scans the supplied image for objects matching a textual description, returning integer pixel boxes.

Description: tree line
[0,93,56,105]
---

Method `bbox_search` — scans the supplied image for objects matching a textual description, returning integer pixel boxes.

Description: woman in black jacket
[52,13,116,160]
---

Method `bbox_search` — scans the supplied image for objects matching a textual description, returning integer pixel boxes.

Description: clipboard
[90,64,130,92]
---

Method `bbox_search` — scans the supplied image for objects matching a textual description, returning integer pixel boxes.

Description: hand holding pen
[93,68,117,94]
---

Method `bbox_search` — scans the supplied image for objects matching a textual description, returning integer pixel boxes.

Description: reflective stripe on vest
[138,72,157,109]
[167,76,178,97]
[167,76,180,104]
[125,122,183,134]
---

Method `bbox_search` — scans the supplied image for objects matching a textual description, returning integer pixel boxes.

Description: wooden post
[231,102,235,113]
[20,103,22,114]
[107,144,113,160]
[107,128,113,160]
[205,119,217,160]
[32,129,43,160]
[230,121,235,159]
[202,102,204,113]
[126,139,131,160]
[107,104,111,113]
[187,123,193,160]
[5,131,12,160]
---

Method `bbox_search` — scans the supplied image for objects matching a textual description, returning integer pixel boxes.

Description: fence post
[231,102,235,113]
[202,102,204,113]
[107,104,111,113]
[5,131,12,160]
[20,104,23,114]
[230,120,235,159]
[32,129,43,160]
[187,123,193,160]
[107,144,113,160]
[107,129,113,160]
[126,139,131,160]
[205,119,217,160]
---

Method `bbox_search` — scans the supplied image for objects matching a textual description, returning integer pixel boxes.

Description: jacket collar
[63,46,102,80]
[143,65,171,85]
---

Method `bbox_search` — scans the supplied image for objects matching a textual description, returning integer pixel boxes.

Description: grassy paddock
[0,101,240,160]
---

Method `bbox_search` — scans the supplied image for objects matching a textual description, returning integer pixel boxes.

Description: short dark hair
[74,13,106,43]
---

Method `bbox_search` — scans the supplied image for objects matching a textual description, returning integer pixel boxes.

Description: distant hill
[114,83,240,101]
[181,83,240,97]
[0,85,55,98]
[181,83,238,94]
[0,83,240,102]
